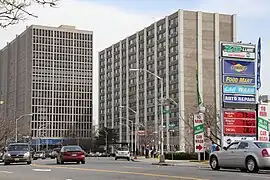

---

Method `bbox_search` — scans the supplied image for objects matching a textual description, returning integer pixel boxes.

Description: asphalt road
[0,157,270,180]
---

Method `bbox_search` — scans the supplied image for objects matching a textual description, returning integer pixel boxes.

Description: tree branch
[0,0,59,28]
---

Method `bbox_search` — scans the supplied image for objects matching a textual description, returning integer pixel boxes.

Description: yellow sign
[231,64,247,73]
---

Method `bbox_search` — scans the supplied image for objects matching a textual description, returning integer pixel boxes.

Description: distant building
[0,25,93,144]
[99,10,236,152]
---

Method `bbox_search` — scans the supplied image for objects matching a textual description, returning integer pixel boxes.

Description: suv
[3,143,32,165]
[115,147,131,161]
[33,151,46,160]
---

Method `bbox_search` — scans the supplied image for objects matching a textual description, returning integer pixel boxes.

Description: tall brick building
[99,10,236,152]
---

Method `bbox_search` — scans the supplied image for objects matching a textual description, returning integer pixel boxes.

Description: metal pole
[134,113,138,158]
[105,133,108,155]
[15,119,18,143]
[160,79,165,163]
[131,123,134,152]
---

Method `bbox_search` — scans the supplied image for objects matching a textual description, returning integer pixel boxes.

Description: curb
[152,163,175,166]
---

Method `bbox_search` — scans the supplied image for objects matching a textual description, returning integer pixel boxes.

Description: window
[238,142,249,149]
[227,142,239,150]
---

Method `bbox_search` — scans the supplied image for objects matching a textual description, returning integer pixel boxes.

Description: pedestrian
[211,141,217,153]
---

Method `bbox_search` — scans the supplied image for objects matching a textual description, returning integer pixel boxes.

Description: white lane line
[65,179,73,180]
[32,169,51,172]
[0,170,13,174]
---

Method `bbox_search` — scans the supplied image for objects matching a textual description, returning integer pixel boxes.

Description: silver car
[210,140,270,173]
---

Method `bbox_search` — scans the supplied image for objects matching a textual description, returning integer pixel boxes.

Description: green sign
[224,45,242,53]
[258,117,269,131]
[194,124,204,135]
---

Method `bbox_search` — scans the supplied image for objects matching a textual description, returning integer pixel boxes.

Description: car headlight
[24,152,30,157]
[6,153,11,157]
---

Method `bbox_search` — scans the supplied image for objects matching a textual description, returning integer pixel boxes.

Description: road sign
[258,104,269,142]
[194,113,205,153]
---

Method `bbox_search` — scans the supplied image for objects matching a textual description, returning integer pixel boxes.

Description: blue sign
[223,59,255,76]
[223,94,256,104]
[223,75,255,85]
[257,37,261,90]
[223,85,256,95]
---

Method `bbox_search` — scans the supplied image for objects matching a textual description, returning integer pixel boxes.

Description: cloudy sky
[0,0,269,124]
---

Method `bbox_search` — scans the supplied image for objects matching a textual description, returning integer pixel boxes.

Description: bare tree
[0,116,15,148]
[0,0,59,28]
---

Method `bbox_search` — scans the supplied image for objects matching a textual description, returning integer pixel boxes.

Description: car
[33,151,46,160]
[56,145,85,164]
[3,143,32,165]
[115,147,131,161]
[209,140,270,173]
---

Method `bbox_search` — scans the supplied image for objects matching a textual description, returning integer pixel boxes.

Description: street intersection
[0,157,270,180]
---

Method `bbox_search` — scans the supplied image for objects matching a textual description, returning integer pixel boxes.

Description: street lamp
[119,105,138,156]
[129,68,165,163]
[15,113,32,143]
[119,117,134,152]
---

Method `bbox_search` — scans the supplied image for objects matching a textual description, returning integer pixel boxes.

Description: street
[0,157,270,180]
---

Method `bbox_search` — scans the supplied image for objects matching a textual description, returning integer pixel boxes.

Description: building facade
[0,25,93,142]
[99,10,236,152]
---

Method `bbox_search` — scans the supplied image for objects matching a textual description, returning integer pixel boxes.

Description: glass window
[254,142,270,148]
[238,142,249,149]
[227,142,239,150]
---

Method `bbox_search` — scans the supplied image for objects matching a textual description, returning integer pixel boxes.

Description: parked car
[3,143,32,165]
[209,140,270,173]
[56,145,85,164]
[115,147,131,161]
[33,151,46,160]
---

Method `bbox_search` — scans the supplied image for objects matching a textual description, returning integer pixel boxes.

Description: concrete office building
[99,10,236,152]
[0,25,93,143]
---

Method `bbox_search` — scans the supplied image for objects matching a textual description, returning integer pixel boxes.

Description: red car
[56,145,86,164]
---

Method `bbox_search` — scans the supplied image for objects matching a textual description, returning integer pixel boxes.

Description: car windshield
[8,145,29,151]
[254,142,270,148]
[63,146,82,152]
[117,147,129,151]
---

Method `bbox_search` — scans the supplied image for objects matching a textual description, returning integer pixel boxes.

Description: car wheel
[27,161,31,165]
[81,161,85,164]
[76,161,80,164]
[127,157,130,161]
[210,156,220,170]
[33,158,37,160]
[56,159,60,164]
[115,157,117,160]
[4,162,10,165]
[246,157,259,173]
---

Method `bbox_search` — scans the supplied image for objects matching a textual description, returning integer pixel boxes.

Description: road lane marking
[32,169,51,172]
[0,171,13,174]
[32,164,209,180]
[123,166,144,169]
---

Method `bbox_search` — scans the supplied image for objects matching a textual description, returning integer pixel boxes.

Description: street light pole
[119,117,134,153]
[119,106,137,156]
[129,68,165,163]
[15,113,32,143]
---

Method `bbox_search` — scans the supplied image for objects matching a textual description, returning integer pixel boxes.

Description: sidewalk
[133,156,209,167]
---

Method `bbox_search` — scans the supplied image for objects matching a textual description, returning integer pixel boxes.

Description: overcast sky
[0,0,269,125]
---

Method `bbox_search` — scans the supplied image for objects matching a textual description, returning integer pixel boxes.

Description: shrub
[164,152,197,160]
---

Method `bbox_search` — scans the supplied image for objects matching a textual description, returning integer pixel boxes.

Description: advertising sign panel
[223,94,256,104]
[223,60,255,76]
[223,111,256,136]
[223,136,256,147]
[223,75,255,85]
[257,104,269,142]
[223,85,256,95]
[193,113,205,153]
[221,43,256,60]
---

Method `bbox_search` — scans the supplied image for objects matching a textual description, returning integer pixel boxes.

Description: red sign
[223,111,256,135]
[224,127,256,135]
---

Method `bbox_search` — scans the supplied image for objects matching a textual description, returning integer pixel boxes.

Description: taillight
[262,149,269,157]
[78,152,84,156]
[63,152,70,156]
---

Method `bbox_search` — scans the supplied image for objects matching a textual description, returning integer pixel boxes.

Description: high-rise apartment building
[99,10,236,152]
[0,25,93,144]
